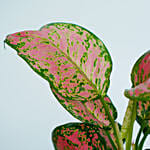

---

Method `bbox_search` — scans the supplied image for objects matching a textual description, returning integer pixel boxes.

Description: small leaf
[52,122,117,150]
[124,78,150,101]
[130,50,150,129]
[5,23,116,127]
[51,86,117,128]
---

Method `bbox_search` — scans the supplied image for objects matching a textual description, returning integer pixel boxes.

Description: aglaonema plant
[4,22,150,150]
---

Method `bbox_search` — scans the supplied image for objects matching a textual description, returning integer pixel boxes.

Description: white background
[0,0,150,149]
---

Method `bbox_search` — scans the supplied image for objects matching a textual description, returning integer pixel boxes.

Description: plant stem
[105,130,117,150]
[115,122,124,150]
[125,100,136,150]
[138,133,148,150]
[135,127,142,149]
[132,143,136,150]
[101,96,124,150]
[121,100,134,141]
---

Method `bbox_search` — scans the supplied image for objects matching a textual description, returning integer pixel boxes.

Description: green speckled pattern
[124,78,150,101]
[5,23,116,128]
[131,50,150,130]
[51,85,117,128]
[52,122,116,150]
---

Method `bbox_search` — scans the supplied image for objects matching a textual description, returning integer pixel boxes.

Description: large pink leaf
[5,23,115,127]
[52,122,117,150]
[124,78,150,101]
[130,50,150,129]
[51,86,117,128]
[5,23,112,99]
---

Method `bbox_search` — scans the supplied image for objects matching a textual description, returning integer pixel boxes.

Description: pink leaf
[52,122,117,150]
[130,50,150,129]
[5,23,112,100]
[131,50,150,87]
[124,78,150,101]
[51,86,117,128]
[5,23,116,128]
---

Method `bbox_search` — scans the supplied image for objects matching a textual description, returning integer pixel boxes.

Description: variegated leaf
[131,50,150,87]
[52,122,117,150]
[124,78,150,101]
[5,23,112,100]
[51,85,117,128]
[5,23,115,127]
[130,50,150,129]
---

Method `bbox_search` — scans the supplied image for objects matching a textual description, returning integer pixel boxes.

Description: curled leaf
[124,78,150,101]
[52,122,117,150]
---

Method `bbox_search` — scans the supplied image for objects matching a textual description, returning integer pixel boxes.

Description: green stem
[121,100,134,141]
[132,143,136,150]
[105,130,117,150]
[135,127,143,149]
[125,100,137,150]
[138,133,148,150]
[100,96,124,150]
[115,122,124,150]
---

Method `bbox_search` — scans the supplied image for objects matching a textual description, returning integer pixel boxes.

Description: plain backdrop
[0,0,150,149]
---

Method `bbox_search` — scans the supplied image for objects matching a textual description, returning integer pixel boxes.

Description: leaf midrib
[43,36,98,94]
